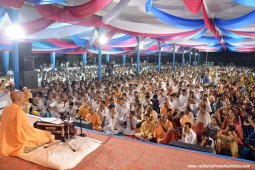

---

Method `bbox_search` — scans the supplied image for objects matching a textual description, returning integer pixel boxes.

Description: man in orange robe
[154,114,173,142]
[78,102,90,119]
[0,90,53,156]
[86,107,102,131]
[22,87,33,114]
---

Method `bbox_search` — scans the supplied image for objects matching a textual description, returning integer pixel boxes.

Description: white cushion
[19,137,101,170]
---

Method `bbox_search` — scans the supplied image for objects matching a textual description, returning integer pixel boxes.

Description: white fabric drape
[102,0,131,25]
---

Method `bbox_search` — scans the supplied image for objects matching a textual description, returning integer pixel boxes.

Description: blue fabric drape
[2,51,9,73]
[0,7,6,22]
[215,10,255,29]
[71,35,87,46]
[191,28,207,39]
[32,42,60,49]
[194,36,218,44]
[0,44,12,50]
[150,6,205,29]
[220,29,245,39]
[26,0,66,5]
[57,47,80,54]
[223,36,246,43]
[233,0,255,7]
[108,35,133,45]
[145,0,154,13]
[6,8,19,23]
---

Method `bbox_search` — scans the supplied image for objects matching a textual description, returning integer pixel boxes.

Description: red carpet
[0,129,255,170]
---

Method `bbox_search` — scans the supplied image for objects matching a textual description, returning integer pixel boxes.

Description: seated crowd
[1,63,255,160]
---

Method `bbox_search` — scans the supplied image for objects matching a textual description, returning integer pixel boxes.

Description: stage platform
[0,129,255,170]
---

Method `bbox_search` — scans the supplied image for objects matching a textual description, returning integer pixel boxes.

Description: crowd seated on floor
[1,63,255,160]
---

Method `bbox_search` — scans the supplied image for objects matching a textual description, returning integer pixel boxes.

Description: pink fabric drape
[201,4,219,38]
[236,47,255,52]
[0,40,11,44]
[183,0,220,38]
[229,30,255,37]
[0,0,24,8]
[67,0,112,18]
[109,38,137,47]
[59,48,87,54]
[155,28,205,41]
[121,47,134,52]
[183,0,226,49]
[36,4,206,37]
[0,17,54,38]
[176,44,206,47]
[182,0,203,14]
[21,18,55,34]
[145,44,158,51]
[48,39,79,48]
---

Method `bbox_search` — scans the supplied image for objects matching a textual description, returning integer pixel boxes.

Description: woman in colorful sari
[233,115,244,147]
[216,125,239,157]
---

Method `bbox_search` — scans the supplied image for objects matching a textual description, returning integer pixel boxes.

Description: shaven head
[10,90,25,105]
[23,87,28,93]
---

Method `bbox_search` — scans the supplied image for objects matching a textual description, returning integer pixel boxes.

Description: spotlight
[5,24,25,40]
[98,36,108,44]
[191,52,193,54]
[139,44,143,50]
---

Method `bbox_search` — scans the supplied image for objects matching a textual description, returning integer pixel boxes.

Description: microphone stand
[44,113,76,152]
[79,115,86,137]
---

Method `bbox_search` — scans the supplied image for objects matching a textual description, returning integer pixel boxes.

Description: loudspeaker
[20,71,38,89]
[169,141,214,153]
[18,42,34,71]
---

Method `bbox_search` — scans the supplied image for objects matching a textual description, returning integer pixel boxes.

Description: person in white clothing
[118,111,137,135]
[59,101,78,117]
[196,106,212,127]
[116,98,129,122]
[103,104,119,134]
[182,122,197,144]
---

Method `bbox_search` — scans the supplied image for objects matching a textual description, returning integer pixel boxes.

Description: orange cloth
[154,120,173,141]
[0,103,52,156]
[86,112,102,131]
[160,106,167,115]
[78,106,89,119]
[105,99,110,107]
[180,115,194,128]
[115,92,122,98]
[0,86,5,93]
[160,106,172,115]
[24,91,32,103]
[23,91,33,114]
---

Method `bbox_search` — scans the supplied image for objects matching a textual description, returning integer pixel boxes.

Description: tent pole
[136,36,141,74]
[172,46,176,70]
[157,41,162,72]
[2,51,10,73]
[97,27,102,80]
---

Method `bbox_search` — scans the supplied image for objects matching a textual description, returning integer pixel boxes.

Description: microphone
[28,98,38,106]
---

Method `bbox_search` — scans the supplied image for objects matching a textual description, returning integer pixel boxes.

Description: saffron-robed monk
[0,90,54,156]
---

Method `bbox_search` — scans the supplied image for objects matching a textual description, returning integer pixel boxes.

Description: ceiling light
[98,36,108,44]
[139,44,143,50]
[5,24,25,40]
